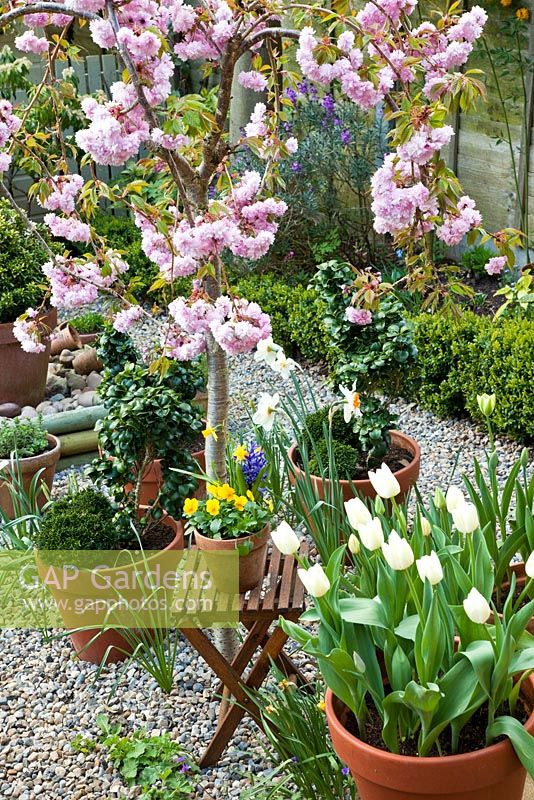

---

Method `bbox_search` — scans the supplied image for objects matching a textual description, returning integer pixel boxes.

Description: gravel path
[0,353,530,800]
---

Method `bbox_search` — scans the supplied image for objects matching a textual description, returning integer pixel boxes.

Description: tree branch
[0,3,97,26]
[240,27,301,55]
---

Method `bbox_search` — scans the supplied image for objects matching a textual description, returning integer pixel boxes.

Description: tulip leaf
[460,641,494,697]
[339,597,388,628]
[487,715,534,778]
[509,647,534,675]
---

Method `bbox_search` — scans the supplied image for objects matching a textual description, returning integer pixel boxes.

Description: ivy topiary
[95,323,140,377]
[35,489,119,550]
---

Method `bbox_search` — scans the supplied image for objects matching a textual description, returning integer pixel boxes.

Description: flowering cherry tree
[0,0,514,478]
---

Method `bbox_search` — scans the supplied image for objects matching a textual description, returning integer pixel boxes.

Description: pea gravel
[0,352,530,800]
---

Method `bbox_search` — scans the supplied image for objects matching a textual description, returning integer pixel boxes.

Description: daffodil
[206,498,220,516]
[202,426,218,441]
[246,490,255,501]
[339,383,363,423]
[183,497,199,516]
[316,699,326,712]
[233,444,249,462]
[517,6,529,20]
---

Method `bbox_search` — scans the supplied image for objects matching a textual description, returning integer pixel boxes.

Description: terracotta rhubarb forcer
[0,433,60,519]
[326,681,534,800]
[288,431,421,504]
[36,512,184,665]
[193,524,270,594]
[0,307,57,408]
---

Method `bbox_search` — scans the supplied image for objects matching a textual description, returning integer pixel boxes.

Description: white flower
[358,517,384,551]
[382,530,414,571]
[452,501,479,534]
[463,588,491,624]
[446,485,465,513]
[344,497,372,531]
[477,393,496,417]
[368,463,401,499]
[525,551,534,579]
[252,392,280,432]
[271,350,298,380]
[347,534,360,555]
[420,517,432,537]
[286,136,298,154]
[416,551,443,585]
[339,383,362,423]
[297,563,330,598]
[272,521,300,555]
[254,337,281,366]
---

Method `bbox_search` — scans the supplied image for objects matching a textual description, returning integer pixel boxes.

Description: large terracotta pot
[498,562,534,635]
[36,512,184,665]
[326,681,534,800]
[0,308,57,407]
[128,449,205,506]
[193,524,270,594]
[288,430,421,504]
[0,433,60,519]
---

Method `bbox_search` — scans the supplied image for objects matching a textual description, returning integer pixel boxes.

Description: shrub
[0,198,57,323]
[96,323,140,377]
[0,417,48,459]
[68,311,106,334]
[460,245,493,274]
[35,489,119,550]
[411,311,534,440]
[308,440,360,480]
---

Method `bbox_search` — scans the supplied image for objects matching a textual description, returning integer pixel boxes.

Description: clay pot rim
[193,522,271,549]
[0,307,57,347]
[1,433,61,471]
[288,430,421,489]
[326,682,534,768]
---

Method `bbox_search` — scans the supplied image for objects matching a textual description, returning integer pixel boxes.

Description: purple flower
[333,117,341,126]
[346,307,373,326]
[239,442,267,488]
[291,161,302,173]
[341,129,351,144]
[322,94,335,114]
[297,80,309,95]
[181,764,190,773]
[285,87,297,103]
[291,756,298,763]
[341,766,350,776]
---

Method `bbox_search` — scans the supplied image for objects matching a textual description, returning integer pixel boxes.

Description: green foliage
[95,323,140,377]
[411,311,534,440]
[35,489,119,550]
[0,198,57,323]
[0,417,48,459]
[68,311,105,334]
[308,439,360,480]
[91,715,198,799]
[460,245,493,274]
[89,360,204,519]
[234,273,331,362]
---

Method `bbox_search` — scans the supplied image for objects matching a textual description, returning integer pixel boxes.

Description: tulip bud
[374,496,385,515]
[358,517,385,552]
[353,652,366,673]
[434,487,446,510]
[416,551,443,585]
[420,517,432,537]
[477,393,496,417]
[526,551,534,579]
[344,497,372,531]
[463,588,491,624]
[446,486,465,513]
[452,501,479,534]
[348,533,360,555]
[297,563,331,598]
[521,448,529,468]
[382,530,414,571]
[368,463,401,499]
[272,521,300,556]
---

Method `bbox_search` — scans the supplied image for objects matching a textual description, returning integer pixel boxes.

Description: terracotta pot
[50,323,82,356]
[288,430,421,504]
[0,433,60,519]
[126,450,205,507]
[72,347,103,375]
[0,308,57,407]
[326,681,534,800]
[36,512,184,665]
[194,524,270,594]
[497,562,534,635]
[79,333,99,346]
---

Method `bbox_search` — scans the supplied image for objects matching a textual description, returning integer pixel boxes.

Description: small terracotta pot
[72,347,103,376]
[497,562,534,635]
[79,333,99,346]
[326,681,534,800]
[50,323,82,356]
[193,524,270,594]
[288,430,421,504]
[125,450,206,507]
[0,434,60,519]
[0,308,57,407]
[36,513,184,665]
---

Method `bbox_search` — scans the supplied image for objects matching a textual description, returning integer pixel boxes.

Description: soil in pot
[0,433,60,519]
[193,525,270,594]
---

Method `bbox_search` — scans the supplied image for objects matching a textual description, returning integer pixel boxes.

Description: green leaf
[487,715,534,778]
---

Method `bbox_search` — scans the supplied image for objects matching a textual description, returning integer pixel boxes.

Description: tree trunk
[205,332,229,481]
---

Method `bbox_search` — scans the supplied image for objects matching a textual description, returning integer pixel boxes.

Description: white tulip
[382,530,414,571]
[297,563,331,598]
[252,392,280,432]
[347,534,360,555]
[463,588,491,624]
[344,497,372,531]
[525,551,534,579]
[254,337,281,366]
[452,501,479,534]
[416,551,443,586]
[420,517,432,537]
[271,351,298,380]
[358,517,385,552]
[272,521,300,555]
[368,463,401,499]
[353,652,366,673]
[446,485,465,513]
[339,383,362,423]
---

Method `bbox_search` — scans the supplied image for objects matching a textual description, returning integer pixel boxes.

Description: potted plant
[275,460,534,800]
[34,488,183,663]
[183,440,272,593]
[0,198,59,408]
[282,261,419,502]
[67,310,106,345]
[0,416,60,518]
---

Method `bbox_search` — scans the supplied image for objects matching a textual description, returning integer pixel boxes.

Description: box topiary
[35,489,120,550]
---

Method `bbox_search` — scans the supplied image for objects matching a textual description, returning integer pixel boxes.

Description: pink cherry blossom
[346,307,373,325]
[238,70,267,91]
[13,309,46,353]
[14,30,49,54]
[40,175,84,214]
[113,305,144,332]
[44,213,91,243]
[485,256,506,276]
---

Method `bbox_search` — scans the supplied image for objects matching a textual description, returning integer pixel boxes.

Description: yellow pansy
[233,444,249,462]
[246,490,255,501]
[517,6,529,19]
[207,484,219,496]
[206,498,220,516]
[183,497,199,516]
[500,0,512,6]
[218,483,236,501]
[234,495,249,511]
[202,426,218,441]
